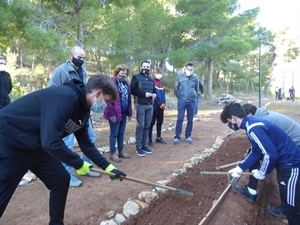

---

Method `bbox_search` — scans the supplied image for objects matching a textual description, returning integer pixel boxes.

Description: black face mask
[72,57,84,68]
[141,69,150,75]
[228,122,239,131]
[117,74,126,81]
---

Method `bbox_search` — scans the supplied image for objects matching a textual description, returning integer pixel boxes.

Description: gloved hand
[160,103,166,110]
[105,164,126,181]
[76,161,92,175]
[228,166,243,178]
[110,116,117,123]
[251,169,266,180]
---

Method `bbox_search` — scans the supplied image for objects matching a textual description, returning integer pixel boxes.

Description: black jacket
[0,71,12,107]
[130,73,155,105]
[0,79,109,170]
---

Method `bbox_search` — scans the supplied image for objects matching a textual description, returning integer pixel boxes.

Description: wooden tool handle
[200,171,253,175]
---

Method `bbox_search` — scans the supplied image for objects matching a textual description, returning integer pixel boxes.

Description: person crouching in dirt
[220,103,300,225]
[0,74,126,225]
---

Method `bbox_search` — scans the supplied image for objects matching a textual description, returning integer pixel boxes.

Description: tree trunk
[75,0,83,47]
[207,57,214,99]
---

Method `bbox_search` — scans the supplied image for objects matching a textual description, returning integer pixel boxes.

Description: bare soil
[1,98,296,225]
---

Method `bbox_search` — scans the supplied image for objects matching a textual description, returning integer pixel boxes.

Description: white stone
[99,220,118,225]
[122,200,140,218]
[114,213,126,224]
[127,137,136,144]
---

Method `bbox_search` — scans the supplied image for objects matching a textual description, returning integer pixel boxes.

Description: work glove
[76,161,92,175]
[110,116,117,123]
[228,166,243,178]
[251,169,266,180]
[105,164,126,181]
[160,103,166,110]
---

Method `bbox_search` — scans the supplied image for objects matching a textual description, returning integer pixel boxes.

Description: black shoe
[142,146,152,154]
[148,140,154,146]
[267,205,286,218]
[156,138,167,144]
[136,148,145,157]
[232,185,257,203]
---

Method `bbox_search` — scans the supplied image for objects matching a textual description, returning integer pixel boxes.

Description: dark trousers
[149,104,164,141]
[175,100,195,139]
[109,113,127,154]
[277,167,300,225]
[0,143,70,225]
[135,104,153,148]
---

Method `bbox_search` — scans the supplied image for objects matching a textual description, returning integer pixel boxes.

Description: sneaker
[148,140,154,146]
[267,205,286,218]
[136,148,146,157]
[185,137,192,144]
[81,171,101,178]
[143,146,152,154]
[156,138,167,144]
[70,176,82,187]
[232,185,257,203]
[173,137,180,145]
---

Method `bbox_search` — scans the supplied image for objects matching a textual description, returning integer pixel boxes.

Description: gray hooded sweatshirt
[254,107,300,146]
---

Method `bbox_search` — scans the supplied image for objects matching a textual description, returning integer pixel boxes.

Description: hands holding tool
[105,164,126,181]
[228,166,243,178]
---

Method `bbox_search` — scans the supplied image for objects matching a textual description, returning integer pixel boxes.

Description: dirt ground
[1,98,297,225]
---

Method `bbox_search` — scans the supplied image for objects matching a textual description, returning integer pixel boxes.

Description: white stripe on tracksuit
[287,168,299,206]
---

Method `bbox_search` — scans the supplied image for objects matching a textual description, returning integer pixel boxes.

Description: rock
[114,213,126,224]
[99,220,118,225]
[122,200,140,218]
[106,211,115,219]
[138,191,158,204]
[134,199,149,209]
[127,137,135,144]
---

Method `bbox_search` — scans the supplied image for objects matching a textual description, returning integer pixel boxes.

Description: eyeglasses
[119,73,127,76]
[0,63,6,65]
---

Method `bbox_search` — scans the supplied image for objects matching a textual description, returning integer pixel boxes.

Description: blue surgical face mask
[90,95,107,112]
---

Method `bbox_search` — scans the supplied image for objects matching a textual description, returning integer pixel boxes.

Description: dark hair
[186,63,194,67]
[113,64,130,77]
[153,67,163,74]
[140,60,150,66]
[220,103,247,123]
[86,74,118,102]
[242,103,257,115]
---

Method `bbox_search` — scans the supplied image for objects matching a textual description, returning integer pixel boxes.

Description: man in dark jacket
[173,63,199,145]
[130,60,156,157]
[0,55,12,109]
[0,74,126,225]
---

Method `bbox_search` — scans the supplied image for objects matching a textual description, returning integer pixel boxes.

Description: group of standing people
[0,46,204,225]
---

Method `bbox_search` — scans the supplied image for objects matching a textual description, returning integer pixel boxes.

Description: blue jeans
[135,104,153,149]
[175,100,195,139]
[109,113,127,154]
[63,119,96,175]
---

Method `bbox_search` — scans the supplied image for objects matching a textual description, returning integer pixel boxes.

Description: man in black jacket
[130,60,156,157]
[0,74,126,225]
[0,55,12,109]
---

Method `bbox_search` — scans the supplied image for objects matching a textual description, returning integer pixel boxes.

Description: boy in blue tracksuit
[148,68,167,146]
[220,103,300,225]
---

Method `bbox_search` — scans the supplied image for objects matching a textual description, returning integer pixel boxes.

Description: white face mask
[186,70,193,76]
[0,65,6,71]
[155,74,162,80]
